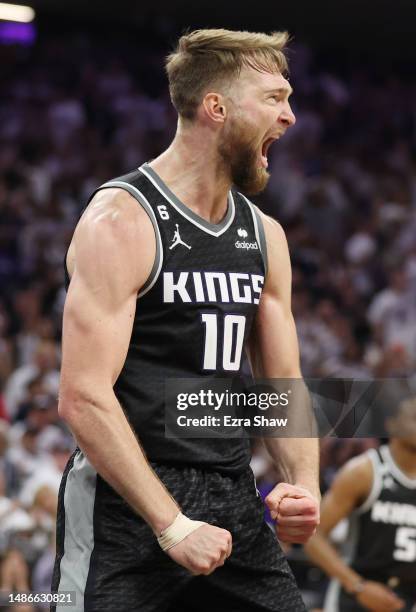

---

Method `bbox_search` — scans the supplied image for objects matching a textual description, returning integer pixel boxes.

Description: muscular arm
[248,214,319,499]
[59,188,232,575]
[59,188,179,535]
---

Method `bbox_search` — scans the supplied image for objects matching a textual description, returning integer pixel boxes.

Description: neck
[389,440,416,478]
[148,120,231,224]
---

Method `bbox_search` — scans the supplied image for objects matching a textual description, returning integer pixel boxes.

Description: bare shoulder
[256,209,290,269]
[315,452,374,532]
[330,452,374,503]
[252,208,290,296]
[77,187,154,239]
[70,187,156,296]
[254,207,287,244]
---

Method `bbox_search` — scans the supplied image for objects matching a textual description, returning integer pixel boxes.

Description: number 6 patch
[157,205,170,220]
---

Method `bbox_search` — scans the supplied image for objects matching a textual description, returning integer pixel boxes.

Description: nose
[280,102,296,127]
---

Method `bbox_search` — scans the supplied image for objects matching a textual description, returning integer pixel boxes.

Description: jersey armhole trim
[380,444,416,488]
[355,448,381,514]
[239,194,268,278]
[98,181,163,298]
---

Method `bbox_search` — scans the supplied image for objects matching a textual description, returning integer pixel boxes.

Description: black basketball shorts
[51,449,306,612]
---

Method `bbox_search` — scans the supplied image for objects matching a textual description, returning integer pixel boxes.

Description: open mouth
[260,137,276,168]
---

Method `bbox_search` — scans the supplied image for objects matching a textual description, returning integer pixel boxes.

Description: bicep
[60,269,137,394]
[248,293,300,378]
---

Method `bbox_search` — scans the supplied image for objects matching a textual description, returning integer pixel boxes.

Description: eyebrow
[264,87,293,97]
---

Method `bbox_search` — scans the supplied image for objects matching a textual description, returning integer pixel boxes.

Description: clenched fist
[265,482,320,544]
[167,523,232,575]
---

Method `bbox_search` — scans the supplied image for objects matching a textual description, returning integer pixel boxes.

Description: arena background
[0,1,415,609]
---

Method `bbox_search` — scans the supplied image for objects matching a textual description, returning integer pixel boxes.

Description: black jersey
[349,445,416,590]
[65,163,268,474]
[325,445,416,610]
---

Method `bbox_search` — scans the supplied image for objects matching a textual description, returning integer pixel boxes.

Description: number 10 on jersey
[201,313,246,371]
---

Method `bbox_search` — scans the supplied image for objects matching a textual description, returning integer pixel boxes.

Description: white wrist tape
[157,512,206,551]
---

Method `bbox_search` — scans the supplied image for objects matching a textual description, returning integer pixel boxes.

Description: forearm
[60,387,179,535]
[263,437,320,499]
[305,531,362,592]
[262,372,320,497]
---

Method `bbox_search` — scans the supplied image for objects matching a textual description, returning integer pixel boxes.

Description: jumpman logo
[169,224,191,250]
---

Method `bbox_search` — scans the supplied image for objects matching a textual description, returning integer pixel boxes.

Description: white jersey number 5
[393,526,416,562]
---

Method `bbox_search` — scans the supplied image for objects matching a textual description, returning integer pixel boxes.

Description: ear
[202,93,227,124]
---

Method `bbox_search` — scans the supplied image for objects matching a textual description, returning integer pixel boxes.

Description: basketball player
[304,398,416,611]
[51,29,320,611]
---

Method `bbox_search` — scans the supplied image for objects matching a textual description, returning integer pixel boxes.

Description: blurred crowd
[0,25,415,609]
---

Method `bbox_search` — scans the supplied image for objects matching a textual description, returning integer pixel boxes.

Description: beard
[218,119,270,196]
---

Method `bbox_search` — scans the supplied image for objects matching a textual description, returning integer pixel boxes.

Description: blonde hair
[166,28,290,120]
